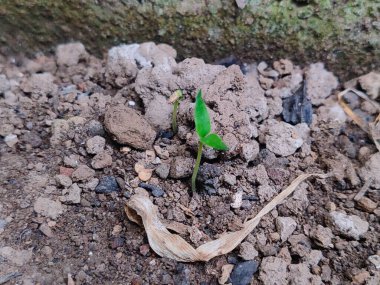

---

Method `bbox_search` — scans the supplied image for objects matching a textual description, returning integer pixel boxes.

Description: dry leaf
[125,173,327,262]
[219,264,234,284]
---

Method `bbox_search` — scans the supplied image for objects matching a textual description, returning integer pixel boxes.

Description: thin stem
[191,142,203,192]
[172,101,179,134]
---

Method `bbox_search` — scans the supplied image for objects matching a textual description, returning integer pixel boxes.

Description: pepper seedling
[191,90,228,192]
[168,90,183,135]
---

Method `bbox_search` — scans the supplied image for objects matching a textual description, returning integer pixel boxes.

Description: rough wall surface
[0,0,379,79]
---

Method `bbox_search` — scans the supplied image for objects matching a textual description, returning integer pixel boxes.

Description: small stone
[104,105,156,150]
[72,165,95,182]
[169,156,194,178]
[352,271,370,285]
[112,225,122,236]
[56,42,88,66]
[288,263,315,285]
[223,174,237,186]
[61,183,82,204]
[239,242,258,261]
[110,237,125,249]
[86,119,105,137]
[276,217,297,242]
[154,145,169,159]
[139,244,150,256]
[21,131,42,148]
[86,136,106,154]
[259,257,288,285]
[357,197,378,213]
[138,168,153,182]
[138,182,165,197]
[34,197,64,219]
[231,191,243,209]
[155,163,170,179]
[4,134,18,147]
[330,211,369,240]
[95,176,120,194]
[59,166,74,177]
[0,246,32,266]
[310,225,333,248]
[257,184,276,203]
[270,232,280,242]
[91,152,113,169]
[306,250,323,266]
[39,223,54,237]
[325,202,336,212]
[55,174,72,187]
[120,146,131,154]
[21,72,58,96]
[368,255,380,269]
[229,260,259,285]
[64,154,80,168]
[241,141,260,162]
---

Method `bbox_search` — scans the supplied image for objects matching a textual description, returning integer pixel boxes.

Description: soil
[0,42,379,285]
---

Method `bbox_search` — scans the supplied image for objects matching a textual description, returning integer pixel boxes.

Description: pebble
[155,163,170,179]
[91,152,112,169]
[4,134,18,147]
[139,244,150,256]
[352,271,370,284]
[310,225,333,248]
[95,176,120,194]
[72,165,95,182]
[357,197,378,213]
[34,197,64,219]
[0,246,32,266]
[231,191,243,209]
[239,242,258,261]
[229,260,259,285]
[55,174,72,187]
[86,120,105,137]
[169,156,194,178]
[64,154,80,168]
[138,168,153,181]
[138,182,165,197]
[223,173,237,186]
[153,145,170,159]
[60,183,82,204]
[259,257,288,285]
[39,223,54,237]
[276,217,297,242]
[330,211,369,240]
[368,255,380,269]
[86,136,106,154]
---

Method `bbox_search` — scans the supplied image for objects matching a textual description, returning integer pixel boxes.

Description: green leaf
[200,133,229,151]
[194,90,211,138]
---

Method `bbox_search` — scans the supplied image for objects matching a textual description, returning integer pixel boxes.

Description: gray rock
[91,152,112,169]
[0,246,32,266]
[56,42,88,66]
[50,119,70,146]
[20,72,58,96]
[169,157,194,178]
[310,225,333,248]
[55,174,73,187]
[104,105,156,150]
[155,163,170,179]
[288,263,318,285]
[259,257,288,285]
[138,182,165,197]
[21,131,42,148]
[241,141,259,162]
[61,183,82,204]
[276,217,297,242]
[86,119,105,137]
[33,197,64,219]
[72,165,95,182]
[229,260,259,285]
[0,74,10,93]
[358,152,380,189]
[95,176,120,194]
[330,211,369,240]
[239,242,258,261]
[264,119,304,156]
[86,136,105,154]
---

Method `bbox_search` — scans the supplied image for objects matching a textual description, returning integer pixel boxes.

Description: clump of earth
[0,42,379,284]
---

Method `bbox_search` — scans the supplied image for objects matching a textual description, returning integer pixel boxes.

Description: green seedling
[191,90,228,192]
[168,90,183,134]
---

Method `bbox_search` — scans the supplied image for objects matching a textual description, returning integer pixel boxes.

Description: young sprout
[191,90,228,192]
[168,90,183,134]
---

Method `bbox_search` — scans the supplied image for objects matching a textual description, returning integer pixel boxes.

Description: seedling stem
[191,142,203,192]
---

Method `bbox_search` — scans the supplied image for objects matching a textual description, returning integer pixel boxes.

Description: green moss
[0,0,378,80]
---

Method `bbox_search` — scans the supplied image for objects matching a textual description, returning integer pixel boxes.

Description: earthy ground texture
[0,42,379,285]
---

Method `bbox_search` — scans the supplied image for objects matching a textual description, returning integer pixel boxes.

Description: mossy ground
[0,0,379,79]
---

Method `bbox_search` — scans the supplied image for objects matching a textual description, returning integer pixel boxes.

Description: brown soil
[0,42,379,285]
